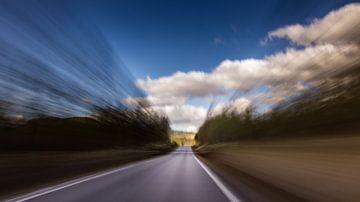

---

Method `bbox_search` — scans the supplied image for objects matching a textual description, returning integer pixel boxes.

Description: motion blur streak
[0,1,172,151]
[0,0,142,118]
[0,0,174,198]
[2,1,360,202]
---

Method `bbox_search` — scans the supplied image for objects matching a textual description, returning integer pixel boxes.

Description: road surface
[7,147,240,202]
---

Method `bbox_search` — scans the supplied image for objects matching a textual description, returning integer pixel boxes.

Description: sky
[81,0,360,132]
[1,0,359,131]
[76,0,355,77]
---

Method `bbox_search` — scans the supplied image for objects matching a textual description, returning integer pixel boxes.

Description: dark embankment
[0,109,176,198]
[0,104,176,197]
[195,135,360,202]
[195,63,360,201]
[0,108,172,151]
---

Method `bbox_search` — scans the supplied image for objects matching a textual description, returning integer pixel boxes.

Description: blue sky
[73,0,356,78]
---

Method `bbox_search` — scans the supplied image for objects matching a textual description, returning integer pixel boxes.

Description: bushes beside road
[196,63,360,144]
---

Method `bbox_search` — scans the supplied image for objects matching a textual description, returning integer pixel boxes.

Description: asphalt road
[7,147,240,202]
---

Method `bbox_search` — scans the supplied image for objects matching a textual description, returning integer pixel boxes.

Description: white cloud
[152,104,207,132]
[147,96,186,106]
[138,43,359,102]
[124,96,186,107]
[266,3,360,46]
[135,3,360,131]
[137,71,225,98]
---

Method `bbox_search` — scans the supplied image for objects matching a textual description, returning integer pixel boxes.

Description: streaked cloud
[137,72,225,98]
[136,3,360,132]
[266,3,360,46]
[138,44,359,102]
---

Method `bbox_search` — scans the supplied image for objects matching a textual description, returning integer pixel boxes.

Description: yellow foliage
[170,131,196,146]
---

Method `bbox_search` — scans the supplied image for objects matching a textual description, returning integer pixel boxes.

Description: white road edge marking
[192,152,241,202]
[4,157,160,202]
